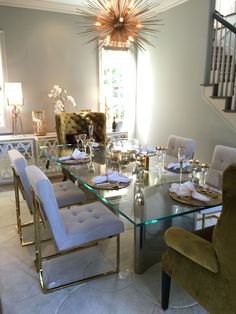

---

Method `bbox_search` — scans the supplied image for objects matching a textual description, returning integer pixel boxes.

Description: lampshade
[5,82,23,106]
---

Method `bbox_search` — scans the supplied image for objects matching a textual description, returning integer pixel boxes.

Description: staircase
[203,10,236,132]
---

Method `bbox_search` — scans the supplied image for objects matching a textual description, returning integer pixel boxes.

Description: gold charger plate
[58,157,91,165]
[87,177,132,190]
[169,187,222,207]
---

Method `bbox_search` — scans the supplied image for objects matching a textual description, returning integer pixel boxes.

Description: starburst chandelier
[77,0,161,51]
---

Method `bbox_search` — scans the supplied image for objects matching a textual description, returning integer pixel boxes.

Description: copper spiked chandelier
[77,0,161,51]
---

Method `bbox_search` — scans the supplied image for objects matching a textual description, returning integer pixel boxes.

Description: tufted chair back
[55,112,106,145]
[162,164,236,313]
[25,165,68,249]
[206,145,236,189]
[166,135,196,161]
[8,149,34,211]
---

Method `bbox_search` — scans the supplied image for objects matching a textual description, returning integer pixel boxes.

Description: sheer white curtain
[0,30,9,132]
[99,48,136,137]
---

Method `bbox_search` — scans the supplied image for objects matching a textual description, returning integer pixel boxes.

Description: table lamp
[5,82,24,135]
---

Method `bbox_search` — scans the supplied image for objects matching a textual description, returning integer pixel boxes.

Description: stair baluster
[218,26,227,96]
[208,11,236,111]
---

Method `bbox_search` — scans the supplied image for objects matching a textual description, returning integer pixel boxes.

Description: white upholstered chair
[165,135,196,163]
[199,145,236,228]
[8,149,86,246]
[25,165,124,293]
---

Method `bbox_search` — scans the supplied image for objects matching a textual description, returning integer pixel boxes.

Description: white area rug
[0,185,209,314]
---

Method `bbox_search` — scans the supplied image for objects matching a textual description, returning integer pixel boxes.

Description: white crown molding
[0,0,190,15]
[0,0,80,15]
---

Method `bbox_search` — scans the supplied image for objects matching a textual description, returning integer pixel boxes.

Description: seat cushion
[53,181,86,208]
[59,201,124,250]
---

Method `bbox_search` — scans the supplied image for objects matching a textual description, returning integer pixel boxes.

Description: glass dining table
[46,145,221,274]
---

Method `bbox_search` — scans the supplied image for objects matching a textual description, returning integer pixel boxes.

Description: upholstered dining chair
[25,164,124,293]
[165,135,196,163]
[55,111,106,145]
[199,145,236,228]
[161,164,236,313]
[8,149,86,246]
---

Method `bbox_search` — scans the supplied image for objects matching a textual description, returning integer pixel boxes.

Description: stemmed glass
[76,134,87,151]
[88,125,94,139]
[88,138,95,157]
[83,139,90,156]
[189,159,200,184]
[156,146,162,169]
[201,163,210,188]
[178,147,186,184]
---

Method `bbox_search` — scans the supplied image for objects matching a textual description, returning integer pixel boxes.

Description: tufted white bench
[200,145,236,228]
[8,149,86,246]
[25,164,124,293]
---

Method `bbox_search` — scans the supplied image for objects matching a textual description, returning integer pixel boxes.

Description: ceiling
[0,0,190,15]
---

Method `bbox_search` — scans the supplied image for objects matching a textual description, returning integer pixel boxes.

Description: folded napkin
[58,149,88,161]
[167,162,191,170]
[169,181,210,202]
[92,176,107,184]
[92,142,101,148]
[58,155,71,161]
[71,149,88,160]
[108,171,130,183]
[141,147,156,154]
[92,171,130,184]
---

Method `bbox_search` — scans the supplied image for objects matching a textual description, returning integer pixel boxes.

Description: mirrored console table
[0,130,128,184]
[0,133,60,184]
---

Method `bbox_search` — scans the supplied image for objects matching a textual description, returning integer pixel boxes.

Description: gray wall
[136,0,236,163]
[0,5,98,133]
[1,1,236,162]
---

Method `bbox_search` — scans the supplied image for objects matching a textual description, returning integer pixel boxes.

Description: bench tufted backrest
[55,112,106,145]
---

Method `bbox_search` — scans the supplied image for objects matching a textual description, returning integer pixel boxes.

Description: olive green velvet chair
[55,112,106,145]
[162,163,236,313]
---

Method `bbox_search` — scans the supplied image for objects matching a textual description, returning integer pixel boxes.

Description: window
[216,0,235,15]
[0,30,9,132]
[99,48,136,135]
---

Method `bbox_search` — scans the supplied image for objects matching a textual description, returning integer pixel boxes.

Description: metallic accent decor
[77,0,161,51]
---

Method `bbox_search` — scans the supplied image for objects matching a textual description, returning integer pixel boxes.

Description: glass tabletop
[47,145,220,227]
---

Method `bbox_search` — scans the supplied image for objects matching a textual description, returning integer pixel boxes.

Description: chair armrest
[164,227,219,273]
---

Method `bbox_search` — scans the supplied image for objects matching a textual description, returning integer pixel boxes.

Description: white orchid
[48,85,77,114]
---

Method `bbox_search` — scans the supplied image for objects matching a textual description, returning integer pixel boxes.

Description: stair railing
[209,10,236,111]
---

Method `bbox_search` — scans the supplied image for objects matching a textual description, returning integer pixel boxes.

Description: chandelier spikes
[77,0,161,51]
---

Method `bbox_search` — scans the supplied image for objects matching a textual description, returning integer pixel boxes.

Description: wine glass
[161,146,167,171]
[88,138,95,157]
[201,163,210,188]
[178,147,186,184]
[88,125,94,139]
[189,159,200,184]
[76,134,87,151]
[156,146,163,169]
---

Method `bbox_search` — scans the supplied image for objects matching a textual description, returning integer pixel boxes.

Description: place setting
[57,148,91,165]
[87,170,132,190]
[168,179,221,207]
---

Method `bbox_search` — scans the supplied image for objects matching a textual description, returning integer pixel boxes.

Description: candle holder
[32,110,46,136]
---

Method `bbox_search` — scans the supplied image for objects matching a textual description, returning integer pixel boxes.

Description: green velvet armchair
[162,163,236,313]
[55,112,106,145]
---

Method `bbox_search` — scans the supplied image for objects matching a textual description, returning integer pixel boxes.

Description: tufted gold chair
[161,164,236,313]
[55,112,106,145]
